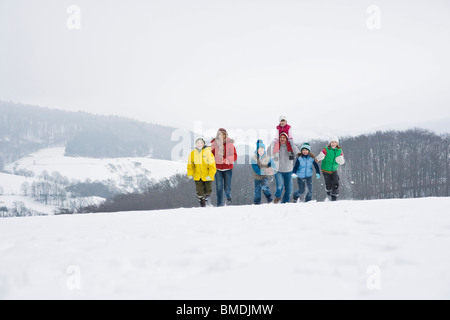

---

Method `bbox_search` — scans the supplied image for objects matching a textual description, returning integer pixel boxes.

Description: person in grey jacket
[268,132,300,203]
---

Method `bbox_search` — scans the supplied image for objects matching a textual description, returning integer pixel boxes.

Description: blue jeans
[275,172,293,204]
[254,178,273,205]
[294,177,313,202]
[215,170,233,206]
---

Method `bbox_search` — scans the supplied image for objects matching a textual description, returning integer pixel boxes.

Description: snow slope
[1,197,450,300]
[0,172,32,195]
[4,147,187,184]
[0,147,188,216]
[0,173,59,216]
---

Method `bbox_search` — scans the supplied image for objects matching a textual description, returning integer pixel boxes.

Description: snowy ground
[4,147,187,183]
[1,197,450,300]
[0,173,59,216]
[0,147,188,216]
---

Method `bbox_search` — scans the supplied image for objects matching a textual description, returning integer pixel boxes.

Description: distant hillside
[0,101,183,169]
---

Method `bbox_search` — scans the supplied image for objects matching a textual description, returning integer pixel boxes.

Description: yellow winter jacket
[187,147,217,181]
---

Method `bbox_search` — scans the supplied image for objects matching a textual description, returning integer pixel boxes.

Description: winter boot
[199,197,207,207]
[324,190,331,201]
[204,196,212,207]
[226,198,232,206]
[274,197,282,204]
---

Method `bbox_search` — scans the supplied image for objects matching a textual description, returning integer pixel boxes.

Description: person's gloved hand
[206,176,212,181]
[188,175,194,180]
[336,155,345,165]
[316,173,321,180]
[292,173,298,179]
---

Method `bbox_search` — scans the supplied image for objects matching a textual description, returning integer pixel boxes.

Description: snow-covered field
[4,147,187,183]
[0,147,188,216]
[1,197,450,300]
[0,172,32,195]
[0,172,59,216]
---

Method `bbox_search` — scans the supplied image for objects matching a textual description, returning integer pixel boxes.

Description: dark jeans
[323,171,340,200]
[275,172,293,204]
[293,176,313,202]
[254,178,273,205]
[215,169,233,206]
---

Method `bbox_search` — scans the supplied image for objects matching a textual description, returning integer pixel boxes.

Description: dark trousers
[195,180,212,199]
[215,169,233,206]
[293,177,313,202]
[254,178,273,205]
[323,171,340,200]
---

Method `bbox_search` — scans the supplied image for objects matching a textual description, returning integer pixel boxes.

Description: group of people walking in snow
[187,116,345,207]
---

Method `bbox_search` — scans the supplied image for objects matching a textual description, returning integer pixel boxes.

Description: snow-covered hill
[1,197,449,300]
[4,147,187,184]
[0,172,59,216]
[0,147,188,216]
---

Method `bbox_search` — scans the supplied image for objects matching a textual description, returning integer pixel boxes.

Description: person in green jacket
[316,137,345,201]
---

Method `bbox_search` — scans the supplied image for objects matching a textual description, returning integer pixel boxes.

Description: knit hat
[217,128,228,137]
[279,115,287,123]
[301,143,311,152]
[279,132,289,139]
[256,139,266,151]
[195,137,206,145]
[329,136,339,145]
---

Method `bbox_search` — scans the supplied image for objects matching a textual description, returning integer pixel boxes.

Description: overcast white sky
[1,0,449,137]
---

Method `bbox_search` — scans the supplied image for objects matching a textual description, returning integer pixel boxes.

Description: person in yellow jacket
[187,137,217,207]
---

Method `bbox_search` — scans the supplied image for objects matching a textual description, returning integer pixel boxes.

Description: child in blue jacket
[251,140,274,205]
[292,143,320,202]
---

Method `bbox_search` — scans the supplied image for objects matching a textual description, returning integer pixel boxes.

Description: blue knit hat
[301,143,311,152]
[256,139,266,150]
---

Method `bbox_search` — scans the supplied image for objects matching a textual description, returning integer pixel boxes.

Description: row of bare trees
[338,129,450,200]
[0,202,45,218]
